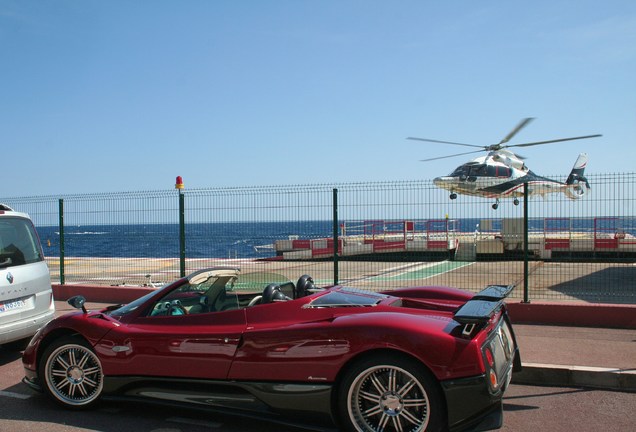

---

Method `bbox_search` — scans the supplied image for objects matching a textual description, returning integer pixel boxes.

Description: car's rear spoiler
[453,284,515,325]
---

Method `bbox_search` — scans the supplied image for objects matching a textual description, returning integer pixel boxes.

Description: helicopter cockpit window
[468,164,488,177]
[450,166,468,177]
[496,167,511,177]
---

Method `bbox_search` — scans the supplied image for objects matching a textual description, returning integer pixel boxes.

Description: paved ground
[514,324,636,369]
[500,384,636,432]
[46,257,636,303]
[0,301,634,431]
[511,324,636,391]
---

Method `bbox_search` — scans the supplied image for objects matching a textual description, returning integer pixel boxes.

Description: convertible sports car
[22,267,520,432]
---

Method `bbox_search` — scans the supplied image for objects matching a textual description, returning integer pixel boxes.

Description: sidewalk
[511,324,636,391]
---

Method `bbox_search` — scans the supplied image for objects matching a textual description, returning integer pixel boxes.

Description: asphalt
[56,301,636,393]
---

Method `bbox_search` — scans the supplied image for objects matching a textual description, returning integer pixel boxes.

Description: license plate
[0,299,26,313]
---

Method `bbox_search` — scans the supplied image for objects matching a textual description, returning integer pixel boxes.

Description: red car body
[23,267,520,432]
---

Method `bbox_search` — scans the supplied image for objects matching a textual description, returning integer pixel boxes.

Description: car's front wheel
[38,336,104,409]
[338,353,444,432]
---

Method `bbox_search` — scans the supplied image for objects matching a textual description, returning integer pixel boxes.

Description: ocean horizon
[35,217,636,260]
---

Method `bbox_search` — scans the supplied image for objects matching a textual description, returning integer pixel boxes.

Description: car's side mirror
[68,295,87,313]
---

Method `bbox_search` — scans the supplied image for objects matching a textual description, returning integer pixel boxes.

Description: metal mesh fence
[2,172,634,304]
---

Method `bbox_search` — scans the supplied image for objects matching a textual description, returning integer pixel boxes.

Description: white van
[0,204,55,346]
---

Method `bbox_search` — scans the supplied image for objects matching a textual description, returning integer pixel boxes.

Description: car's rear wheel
[338,353,444,432]
[38,336,104,409]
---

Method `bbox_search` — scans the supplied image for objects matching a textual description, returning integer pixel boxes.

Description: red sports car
[22,266,520,432]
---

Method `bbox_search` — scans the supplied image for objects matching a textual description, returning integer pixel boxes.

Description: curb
[513,362,636,392]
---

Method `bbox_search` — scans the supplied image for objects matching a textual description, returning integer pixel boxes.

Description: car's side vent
[462,323,476,337]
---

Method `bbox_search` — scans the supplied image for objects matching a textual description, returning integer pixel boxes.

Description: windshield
[108,290,158,318]
[0,217,44,268]
[450,163,511,178]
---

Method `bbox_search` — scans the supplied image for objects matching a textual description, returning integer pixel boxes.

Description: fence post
[333,188,339,285]
[58,198,65,285]
[179,192,186,277]
[523,183,529,303]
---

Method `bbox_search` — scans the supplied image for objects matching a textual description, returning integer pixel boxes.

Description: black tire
[337,353,445,432]
[38,336,104,409]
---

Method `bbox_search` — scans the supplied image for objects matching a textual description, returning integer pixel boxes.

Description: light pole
[176,176,186,277]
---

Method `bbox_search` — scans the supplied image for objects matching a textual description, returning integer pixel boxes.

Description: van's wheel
[337,353,444,432]
[38,336,104,409]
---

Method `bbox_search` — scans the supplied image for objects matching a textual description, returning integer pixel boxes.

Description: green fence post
[333,188,339,286]
[179,191,186,278]
[58,198,65,285]
[523,183,529,303]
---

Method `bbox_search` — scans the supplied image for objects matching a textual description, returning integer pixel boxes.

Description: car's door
[115,311,246,379]
[97,282,247,380]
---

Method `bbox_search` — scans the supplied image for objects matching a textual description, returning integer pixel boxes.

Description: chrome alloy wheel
[44,343,104,407]
[347,365,430,432]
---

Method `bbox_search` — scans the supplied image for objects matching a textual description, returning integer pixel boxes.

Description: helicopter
[408,118,602,209]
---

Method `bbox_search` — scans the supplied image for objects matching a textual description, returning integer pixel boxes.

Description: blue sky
[1,0,635,196]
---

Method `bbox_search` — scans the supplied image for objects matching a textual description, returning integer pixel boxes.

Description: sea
[36,218,636,260]
[37,221,332,259]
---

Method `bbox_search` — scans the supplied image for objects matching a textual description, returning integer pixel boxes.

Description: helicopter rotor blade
[498,117,534,145]
[410,119,601,163]
[407,137,484,149]
[419,149,485,162]
[506,134,602,148]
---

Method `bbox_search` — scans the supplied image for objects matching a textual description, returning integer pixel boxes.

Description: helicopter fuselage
[410,118,598,209]
[433,152,588,204]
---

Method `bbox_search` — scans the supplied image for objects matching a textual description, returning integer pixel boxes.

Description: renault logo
[6,272,13,284]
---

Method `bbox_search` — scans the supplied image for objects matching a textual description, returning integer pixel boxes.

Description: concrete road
[501,384,636,431]
[2,340,635,432]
